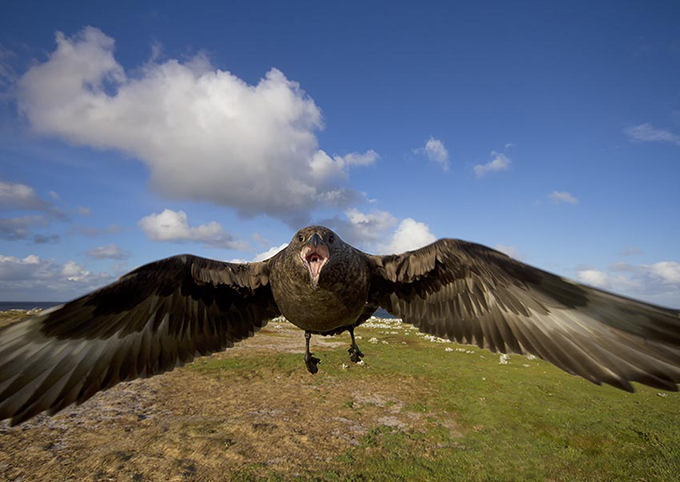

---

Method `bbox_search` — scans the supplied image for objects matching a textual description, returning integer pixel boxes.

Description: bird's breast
[270,253,371,332]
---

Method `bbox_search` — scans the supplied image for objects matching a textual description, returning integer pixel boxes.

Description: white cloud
[0,180,51,210]
[138,209,247,250]
[308,149,378,184]
[335,150,379,167]
[474,151,511,178]
[0,215,48,240]
[320,208,434,254]
[549,191,579,205]
[573,260,680,308]
[646,261,680,284]
[381,218,437,254]
[48,191,60,200]
[577,269,609,288]
[344,208,399,244]
[61,260,90,281]
[0,254,43,280]
[625,123,680,146]
[86,243,130,260]
[0,254,114,300]
[415,137,450,171]
[319,208,398,247]
[17,27,375,226]
[252,243,288,262]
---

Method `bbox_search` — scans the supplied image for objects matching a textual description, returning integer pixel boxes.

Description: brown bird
[1,225,680,426]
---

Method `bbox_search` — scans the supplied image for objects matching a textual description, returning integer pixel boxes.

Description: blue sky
[0,1,679,305]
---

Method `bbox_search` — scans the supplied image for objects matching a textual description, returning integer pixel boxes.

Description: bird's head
[291,226,341,289]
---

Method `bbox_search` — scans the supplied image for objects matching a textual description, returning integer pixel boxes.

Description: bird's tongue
[303,245,329,285]
[306,251,327,278]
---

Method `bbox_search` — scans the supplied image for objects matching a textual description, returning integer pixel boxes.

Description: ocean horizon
[0,302,395,318]
[0,301,63,311]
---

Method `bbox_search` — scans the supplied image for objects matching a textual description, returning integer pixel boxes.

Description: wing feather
[0,254,280,425]
[368,239,680,392]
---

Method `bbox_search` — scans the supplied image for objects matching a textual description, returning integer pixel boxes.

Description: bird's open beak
[300,233,330,288]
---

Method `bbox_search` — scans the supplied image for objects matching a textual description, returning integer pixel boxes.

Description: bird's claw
[348,346,364,363]
[304,353,321,374]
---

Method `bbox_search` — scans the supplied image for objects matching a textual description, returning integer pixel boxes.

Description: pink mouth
[301,244,330,286]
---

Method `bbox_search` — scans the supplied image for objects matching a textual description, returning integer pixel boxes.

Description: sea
[0,301,63,311]
[0,302,396,317]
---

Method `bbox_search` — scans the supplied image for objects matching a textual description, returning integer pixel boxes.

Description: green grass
[190,323,680,481]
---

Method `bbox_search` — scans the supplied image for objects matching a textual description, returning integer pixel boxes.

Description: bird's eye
[328,235,335,243]
[297,234,304,242]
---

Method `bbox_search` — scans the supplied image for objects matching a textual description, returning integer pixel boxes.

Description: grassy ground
[1,311,679,481]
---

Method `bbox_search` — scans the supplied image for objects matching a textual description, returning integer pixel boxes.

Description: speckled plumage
[1,225,680,425]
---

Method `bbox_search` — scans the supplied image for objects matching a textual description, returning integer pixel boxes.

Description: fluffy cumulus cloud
[415,137,450,171]
[0,254,113,300]
[549,191,579,205]
[86,243,130,260]
[321,208,398,247]
[625,123,680,146]
[138,209,247,250]
[17,27,376,226]
[474,151,511,178]
[252,243,289,262]
[380,218,437,254]
[309,208,437,254]
[577,269,609,288]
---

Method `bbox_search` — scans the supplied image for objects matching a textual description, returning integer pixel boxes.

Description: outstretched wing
[367,240,680,392]
[0,254,280,425]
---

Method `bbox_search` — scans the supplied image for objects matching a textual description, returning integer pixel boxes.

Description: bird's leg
[304,331,321,374]
[348,326,365,363]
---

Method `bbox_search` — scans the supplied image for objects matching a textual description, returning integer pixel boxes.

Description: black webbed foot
[303,331,321,374]
[304,353,321,374]
[348,326,364,363]
[348,345,364,363]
